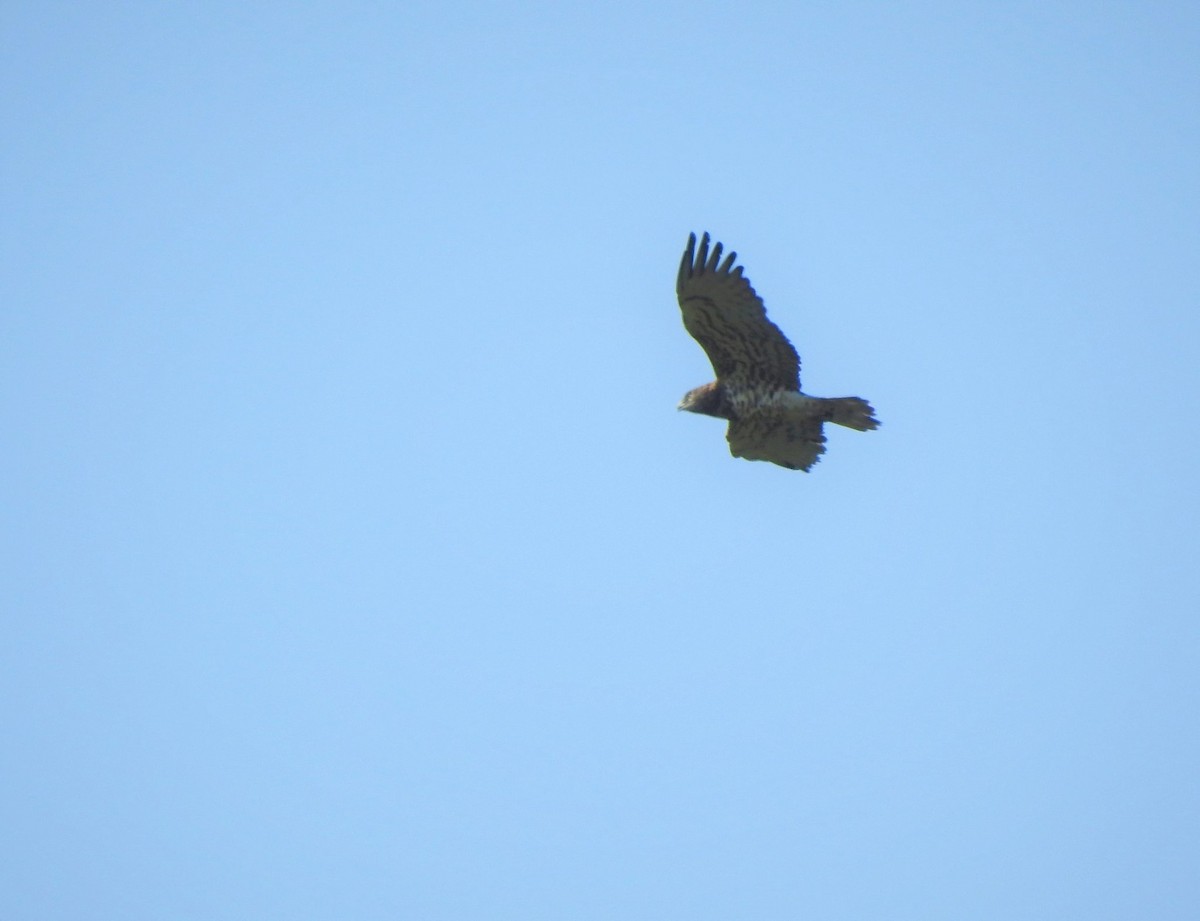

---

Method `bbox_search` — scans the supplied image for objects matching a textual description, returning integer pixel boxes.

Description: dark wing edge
[676,232,801,389]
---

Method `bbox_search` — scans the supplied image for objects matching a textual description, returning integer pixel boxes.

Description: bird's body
[676,232,878,471]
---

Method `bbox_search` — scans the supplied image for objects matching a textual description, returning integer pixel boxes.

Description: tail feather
[821,396,879,432]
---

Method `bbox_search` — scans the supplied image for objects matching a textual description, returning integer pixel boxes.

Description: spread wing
[676,232,801,390]
[727,411,827,472]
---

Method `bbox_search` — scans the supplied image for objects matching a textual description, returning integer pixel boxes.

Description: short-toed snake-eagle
[677,232,879,471]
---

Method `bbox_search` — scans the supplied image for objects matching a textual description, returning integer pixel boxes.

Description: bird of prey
[676,232,879,471]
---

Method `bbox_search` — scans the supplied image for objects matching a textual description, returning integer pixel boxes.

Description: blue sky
[3,2,1198,918]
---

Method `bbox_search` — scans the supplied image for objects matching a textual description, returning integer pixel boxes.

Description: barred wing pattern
[676,232,801,394]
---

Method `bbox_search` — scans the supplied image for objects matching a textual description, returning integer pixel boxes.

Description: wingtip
[679,231,728,287]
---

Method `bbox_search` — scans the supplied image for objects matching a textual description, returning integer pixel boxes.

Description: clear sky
[3,2,1199,919]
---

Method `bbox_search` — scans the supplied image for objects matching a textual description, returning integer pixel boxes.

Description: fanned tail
[820,396,879,432]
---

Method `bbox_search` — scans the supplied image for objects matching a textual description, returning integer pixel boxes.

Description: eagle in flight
[676,232,879,471]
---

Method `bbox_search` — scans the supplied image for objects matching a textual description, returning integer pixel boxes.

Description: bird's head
[678,381,730,419]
